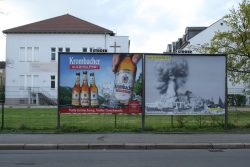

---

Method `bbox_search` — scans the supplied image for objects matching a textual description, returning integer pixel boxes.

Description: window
[58,47,63,52]
[51,75,55,89]
[65,47,70,52]
[19,75,25,89]
[51,48,56,61]
[82,47,87,52]
[58,47,63,58]
[27,47,32,61]
[26,75,32,88]
[19,47,25,61]
[34,47,39,62]
[33,75,39,88]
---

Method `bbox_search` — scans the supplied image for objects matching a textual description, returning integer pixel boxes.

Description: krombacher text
[69,57,100,65]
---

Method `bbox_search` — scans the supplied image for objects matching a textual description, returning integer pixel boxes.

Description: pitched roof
[3,14,114,35]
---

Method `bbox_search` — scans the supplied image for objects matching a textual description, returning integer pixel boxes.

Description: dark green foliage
[228,94,246,106]
[59,86,72,105]
[133,72,142,96]
[193,0,250,84]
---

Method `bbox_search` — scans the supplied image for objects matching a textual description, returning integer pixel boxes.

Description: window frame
[33,47,39,62]
[51,47,56,61]
[50,75,56,89]
[27,47,32,62]
[65,47,70,52]
[82,47,87,52]
[19,47,26,62]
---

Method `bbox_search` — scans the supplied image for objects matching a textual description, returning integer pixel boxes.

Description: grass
[0,108,250,133]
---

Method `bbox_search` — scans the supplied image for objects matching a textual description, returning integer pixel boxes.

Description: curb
[0,143,250,150]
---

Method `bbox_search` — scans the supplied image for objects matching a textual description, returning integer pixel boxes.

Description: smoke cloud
[156,58,189,95]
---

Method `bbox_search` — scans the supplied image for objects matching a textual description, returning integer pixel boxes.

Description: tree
[194,0,250,84]
[133,72,142,96]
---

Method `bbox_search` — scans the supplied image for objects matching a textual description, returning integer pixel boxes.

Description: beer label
[80,91,89,107]
[83,75,87,81]
[91,92,98,106]
[76,76,80,85]
[114,70,134,101]
[72,90,80,106]
[90,76,95,85]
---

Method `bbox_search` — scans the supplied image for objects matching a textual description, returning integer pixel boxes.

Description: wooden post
[57,109,60,128]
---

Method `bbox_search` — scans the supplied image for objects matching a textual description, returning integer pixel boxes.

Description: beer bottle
[72,72,81,106]
[90,72,99,107]
[114,54,136,105]
[80,71,89,107]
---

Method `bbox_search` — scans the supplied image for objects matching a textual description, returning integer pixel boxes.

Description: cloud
[0,0,244,60]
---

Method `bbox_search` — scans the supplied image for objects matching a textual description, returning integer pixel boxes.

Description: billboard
[145,54,226,115]
[58,53,142,114]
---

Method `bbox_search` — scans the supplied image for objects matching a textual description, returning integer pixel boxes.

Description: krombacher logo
[69,57,100,65]
[114,84,133,91]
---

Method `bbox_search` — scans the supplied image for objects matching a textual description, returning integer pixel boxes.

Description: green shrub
[228,94,246,107]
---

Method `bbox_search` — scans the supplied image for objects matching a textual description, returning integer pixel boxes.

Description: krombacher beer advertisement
[58,53,142,114]
[145,54,226,115]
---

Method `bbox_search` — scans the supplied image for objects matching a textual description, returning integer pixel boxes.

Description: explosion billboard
[145,54,226,115]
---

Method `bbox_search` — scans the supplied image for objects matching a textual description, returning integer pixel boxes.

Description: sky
[0,0,243,61]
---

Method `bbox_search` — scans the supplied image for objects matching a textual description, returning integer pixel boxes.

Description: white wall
[183,19,250,104]
[5,33,129,102]
[185,19,231,50]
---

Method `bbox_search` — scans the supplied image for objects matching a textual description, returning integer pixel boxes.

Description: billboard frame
[57,52,143,127]
[57,52,228,130]
[143,53,227,129]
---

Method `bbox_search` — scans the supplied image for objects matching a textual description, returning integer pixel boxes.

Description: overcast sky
[0,0,243,61]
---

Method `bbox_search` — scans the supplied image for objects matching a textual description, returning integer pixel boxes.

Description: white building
[166,18,249,105]
[3,14,129,105]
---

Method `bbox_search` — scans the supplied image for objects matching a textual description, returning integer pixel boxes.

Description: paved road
[0,149,250,167]
[1,133,250,144]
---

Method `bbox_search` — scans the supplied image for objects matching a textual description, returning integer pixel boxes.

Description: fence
[0,86,250,132]
[1,107,250,132]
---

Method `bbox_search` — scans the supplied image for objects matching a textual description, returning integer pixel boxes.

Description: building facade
[166,18,250,105]
[3,14,129,105]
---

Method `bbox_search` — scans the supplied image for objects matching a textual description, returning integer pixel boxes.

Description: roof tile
[3,14,114,35]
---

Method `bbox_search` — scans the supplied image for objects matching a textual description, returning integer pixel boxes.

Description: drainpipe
[104,32,107,50]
